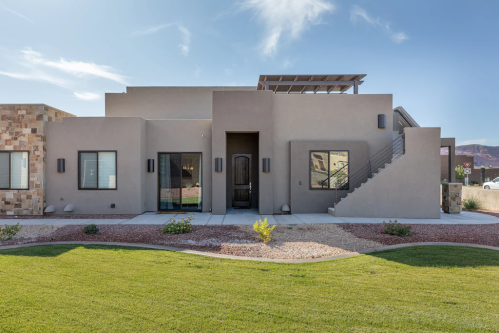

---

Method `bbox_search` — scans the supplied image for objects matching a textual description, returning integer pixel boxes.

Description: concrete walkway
[0,209,498,225]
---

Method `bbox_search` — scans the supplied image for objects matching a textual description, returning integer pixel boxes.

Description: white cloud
[131,23,191,56]
[391,32,408,44]
[131,24,170,37]
[177,25,191,56]
[74,91,101,101]
[20,48,128,84]
[2,6,34,24]
[457,139,488,146]
[350,5,408,44]
[239,0,335,55]
[0,70,68,86]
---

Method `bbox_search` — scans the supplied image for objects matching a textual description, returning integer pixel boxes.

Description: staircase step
[328,207,335,216]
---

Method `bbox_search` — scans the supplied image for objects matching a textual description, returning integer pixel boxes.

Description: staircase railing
[318,163,349,189]
[333,134,405,206]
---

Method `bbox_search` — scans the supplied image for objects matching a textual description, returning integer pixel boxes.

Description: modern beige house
[0,74,455,218]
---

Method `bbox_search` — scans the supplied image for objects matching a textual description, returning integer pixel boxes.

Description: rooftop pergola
[257,74,366,94]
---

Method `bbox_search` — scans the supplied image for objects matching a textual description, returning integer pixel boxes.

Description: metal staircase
[329,134,405,214]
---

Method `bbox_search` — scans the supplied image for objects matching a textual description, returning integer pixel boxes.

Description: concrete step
[328,207,335,216]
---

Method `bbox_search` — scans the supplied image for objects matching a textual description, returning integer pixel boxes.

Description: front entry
[232,154,252,208]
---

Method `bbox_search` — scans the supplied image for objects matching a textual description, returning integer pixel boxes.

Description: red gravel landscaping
[3,224,255,253]
[338,223,499,247]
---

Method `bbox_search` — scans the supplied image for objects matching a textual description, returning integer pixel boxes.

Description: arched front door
[232,154,252,208]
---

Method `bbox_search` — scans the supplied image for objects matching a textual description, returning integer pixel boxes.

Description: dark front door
[232,154,251,208]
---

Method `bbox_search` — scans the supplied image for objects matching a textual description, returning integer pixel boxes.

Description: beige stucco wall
[106,86,255,120]
[334,127,441,218]
[272,94,393,213]
[145,119,212,212]
[462,187,499,211]
[46,117,145,214]
[212,91,274,214]
[290,140,369,214]
[0,104,74,215]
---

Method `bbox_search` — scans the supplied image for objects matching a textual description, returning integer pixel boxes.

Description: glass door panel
[159,153,181,210]
[181,153,202,210]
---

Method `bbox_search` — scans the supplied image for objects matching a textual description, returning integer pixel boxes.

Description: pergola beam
[260,80,363,86]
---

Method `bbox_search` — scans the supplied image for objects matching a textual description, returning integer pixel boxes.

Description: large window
[158,153,202,211]
[310,150,349,189]
[0,151,29,190]
[79,151,117,190]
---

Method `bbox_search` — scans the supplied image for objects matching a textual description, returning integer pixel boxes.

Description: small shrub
[253,218,276,244]
[470,180,479,185]
[162,215,194,234]
[382,220,412,237]
[463,197,482,211]
[0,223,22,241]
[83,224,99,234]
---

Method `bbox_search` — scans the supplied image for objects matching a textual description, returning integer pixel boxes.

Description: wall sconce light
[57,158,65,173]
[215,158,223,172]
[263,158,270,173]
[147,159,154,173]
[378,114,385,129]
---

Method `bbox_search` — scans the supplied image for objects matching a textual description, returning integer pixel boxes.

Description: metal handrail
[334,134,405,206]
[319,163,349,189]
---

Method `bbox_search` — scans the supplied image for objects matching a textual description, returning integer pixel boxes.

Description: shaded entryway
[226,133,259,209]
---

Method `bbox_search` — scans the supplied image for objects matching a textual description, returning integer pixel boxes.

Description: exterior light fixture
[263,158,270,173]
[215,158,223,172]
[378,114,385,129]
[57,158,65,173]
[147,159,154,173]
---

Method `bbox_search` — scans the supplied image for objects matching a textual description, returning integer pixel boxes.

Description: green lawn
[1,245,499,332]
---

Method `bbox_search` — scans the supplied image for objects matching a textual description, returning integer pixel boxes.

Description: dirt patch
[338,223,499,247]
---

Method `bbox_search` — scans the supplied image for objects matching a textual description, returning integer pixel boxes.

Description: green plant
[382,220,412,237]
[463,196,482,211]
[253,218,276,244]
[185,183,193,190]
[0,223,22,241]
[162,215,194,234]
[455,165,465,180]
[316,179,327,186]
[470,180,479,185]
[83,224,99,234]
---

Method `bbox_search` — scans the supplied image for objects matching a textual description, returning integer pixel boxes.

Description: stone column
[442,183,462,214]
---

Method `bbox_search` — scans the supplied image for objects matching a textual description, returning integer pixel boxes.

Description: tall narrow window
[0,151,29,190]
[310,150,349,190]
[79,151,117,190]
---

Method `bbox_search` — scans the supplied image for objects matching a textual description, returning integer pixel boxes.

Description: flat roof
[257,74,366,94]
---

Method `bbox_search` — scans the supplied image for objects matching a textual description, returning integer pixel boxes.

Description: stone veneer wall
[0,105,75,215]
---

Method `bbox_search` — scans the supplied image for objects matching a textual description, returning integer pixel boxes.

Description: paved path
[1,210,498,225]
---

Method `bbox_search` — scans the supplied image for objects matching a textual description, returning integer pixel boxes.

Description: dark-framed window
[78,151,117,190]
[0,151,29,190]
[310,150,349,190]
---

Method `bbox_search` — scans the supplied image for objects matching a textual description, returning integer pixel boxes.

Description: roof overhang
[257,74,366,94]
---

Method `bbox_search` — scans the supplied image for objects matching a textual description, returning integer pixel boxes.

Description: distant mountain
[441,144,499,167]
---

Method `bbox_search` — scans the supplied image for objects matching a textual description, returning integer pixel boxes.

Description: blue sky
[0,0,497,146]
